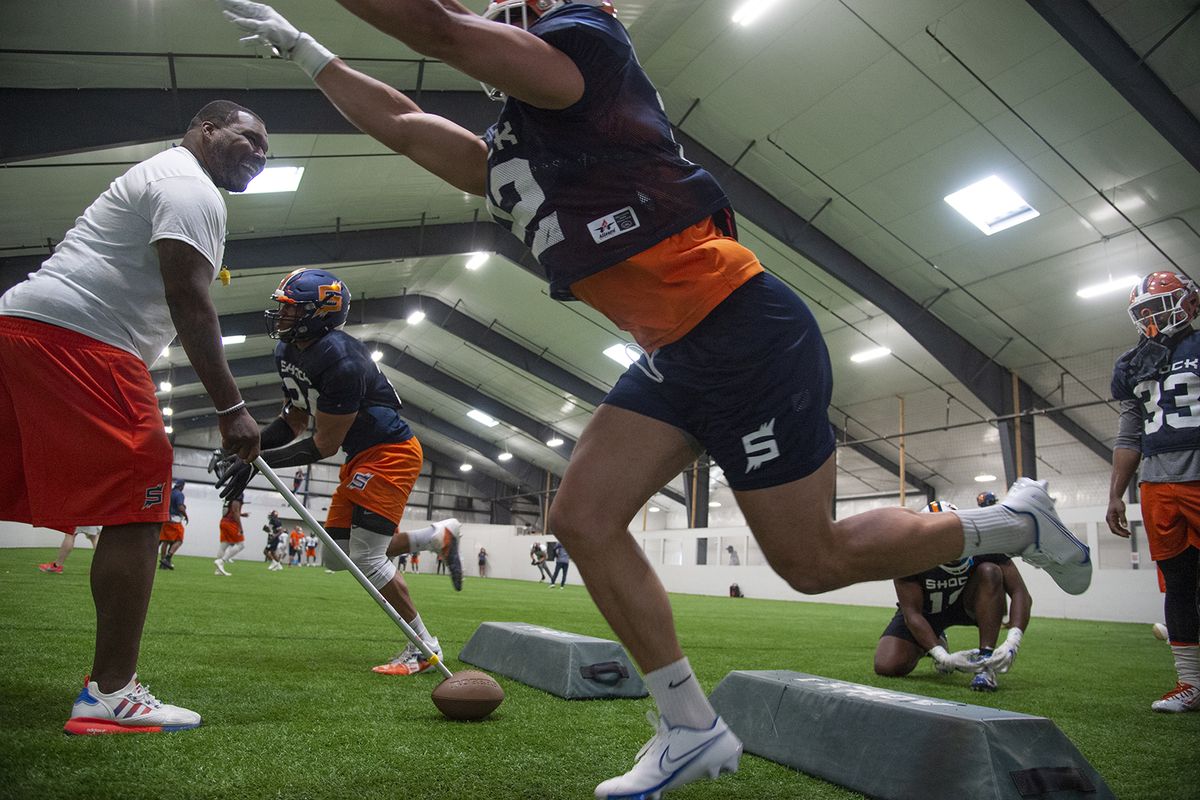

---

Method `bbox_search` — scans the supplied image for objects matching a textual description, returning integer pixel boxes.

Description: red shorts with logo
[219,519,244,544]
[0,317,172,533]
[159,521,185,542]
[326,438,423,528]
[1138,481,1200,561]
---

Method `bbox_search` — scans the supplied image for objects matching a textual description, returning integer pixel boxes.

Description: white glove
[217,0,336,79]
[984,627,1022,674]
[928,645,977,675]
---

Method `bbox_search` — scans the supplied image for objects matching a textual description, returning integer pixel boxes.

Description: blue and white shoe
[594,712,742,800]
[1002,478,1092,595]
[970,667,998,692]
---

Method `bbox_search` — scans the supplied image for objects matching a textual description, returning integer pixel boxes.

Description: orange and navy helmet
[266,268,350,343]
[976,491,997,507]
[1128,272,1199,339]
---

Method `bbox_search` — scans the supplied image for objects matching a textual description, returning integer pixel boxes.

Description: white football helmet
[1128,272,1200,338]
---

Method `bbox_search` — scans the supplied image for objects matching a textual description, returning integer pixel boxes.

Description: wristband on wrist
[215,400,246,417]
[290,33,336,79]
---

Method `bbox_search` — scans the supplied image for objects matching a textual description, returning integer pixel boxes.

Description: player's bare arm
[312,409,357,457]
[1106,447,1140,537]
[157,237,259,460]
[999,561,1032,631]
[335,0,584,108]
[894,579,939,652]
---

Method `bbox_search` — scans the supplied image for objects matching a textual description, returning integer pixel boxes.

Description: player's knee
[772,553,843,594]
[350,527,396,589]
[873,659,913,677]
[323,528,351,572]
[974,561,1003,591]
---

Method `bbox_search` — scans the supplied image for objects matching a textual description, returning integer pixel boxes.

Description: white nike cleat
[1002,478,1092,595]
[594,712,741,800]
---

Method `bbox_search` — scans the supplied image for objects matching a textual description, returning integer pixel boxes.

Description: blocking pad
[459,622,647,699]
[708,670,1113,800]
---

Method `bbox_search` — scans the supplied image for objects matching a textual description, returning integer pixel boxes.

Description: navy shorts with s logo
[603,272,835,491]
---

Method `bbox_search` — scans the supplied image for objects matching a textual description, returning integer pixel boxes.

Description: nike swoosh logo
[667,675,693,689]
[658,729,725,772]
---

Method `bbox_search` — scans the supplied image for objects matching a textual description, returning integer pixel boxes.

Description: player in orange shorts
[214,493,249,576]
[212,268,463,675]
[157,480,189,571]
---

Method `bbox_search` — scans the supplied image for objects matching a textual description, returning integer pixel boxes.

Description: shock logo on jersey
[349,472,374,491]
[743,419,780,473]
[586,207,641,244]
[142,483,165,509]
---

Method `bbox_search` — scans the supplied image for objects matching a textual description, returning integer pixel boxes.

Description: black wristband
[262,437,323,469]
[260,416,296,450]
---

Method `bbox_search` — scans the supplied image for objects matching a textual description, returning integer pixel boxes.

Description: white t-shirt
[0,147,226,366]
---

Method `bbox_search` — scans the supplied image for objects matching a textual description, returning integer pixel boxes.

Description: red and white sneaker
[64,675,201,734]
[38,562,63,574]
[371,638,441,676]
[1151,682,1200,713]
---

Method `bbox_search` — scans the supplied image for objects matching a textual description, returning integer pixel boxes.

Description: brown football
[432,670,504,720]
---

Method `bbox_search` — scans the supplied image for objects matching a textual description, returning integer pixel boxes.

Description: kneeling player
[874,501,1032,691]
[215,268,462,674]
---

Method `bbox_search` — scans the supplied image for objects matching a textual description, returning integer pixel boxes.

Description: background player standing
[0,100,265,733]
[216,2,1091,793]
[215,493,249,576]
[213,268,464,676]
[1109,272,1200,713]
[158,479,189,570]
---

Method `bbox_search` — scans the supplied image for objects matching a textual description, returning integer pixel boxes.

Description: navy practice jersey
[168,488,186,519]
[899,555,1011,616]
[1112,330,1200,457]
[274,330,413,460]
[484,4,730,299]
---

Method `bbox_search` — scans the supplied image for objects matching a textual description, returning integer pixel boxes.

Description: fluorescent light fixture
[241,166,304,195]
[648,506,661,513]
[162,406,173,416]
[560,395,576,413]
[850,346,891,363]
[164,424,174,434]
[732,0,781,26]
[603,343,637,368]
[497,451,513,462]
[709,501,722,508]
[159,380,173,392]
[546,437,564,447]
[974,474,997,483]
[465,252,488,271]
[221,334,246,346]
[406,310,426,325]
[1076,275,1139,299]
[370,350,384,362]
[467,409,499,428]
[944,175,1039,235]
[459,463,473,472]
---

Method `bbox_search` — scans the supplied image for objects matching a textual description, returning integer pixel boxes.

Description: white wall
[3,501,1161,623]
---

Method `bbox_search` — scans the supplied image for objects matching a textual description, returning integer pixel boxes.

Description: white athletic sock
[226,542,244,561]
[406,524,438,552]
[954,506,1035,558]
[405,613,430,642]
[645,657,716,729]
[1172,645,1199,685]
[216,544,228,561]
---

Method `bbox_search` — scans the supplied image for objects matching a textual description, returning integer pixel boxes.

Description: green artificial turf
[1,547,1196,799]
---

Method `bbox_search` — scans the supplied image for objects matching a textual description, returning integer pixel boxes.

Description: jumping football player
[217,2,1091,794]
[874,502,1032,692]
[213,267,463,675]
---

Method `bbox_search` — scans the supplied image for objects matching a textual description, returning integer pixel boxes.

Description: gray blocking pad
[709,671,1113,800]
[459,622,647,699]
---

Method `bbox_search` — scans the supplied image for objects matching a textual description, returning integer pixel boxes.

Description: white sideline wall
[3,494,1163,623]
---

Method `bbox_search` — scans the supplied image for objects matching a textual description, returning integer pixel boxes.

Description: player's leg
[40,532,76,572]
[387,517,463,590]
[89,523,160,691]
[1154,546,1200,712]
[873,612,927,677]
[964,561,1005,652]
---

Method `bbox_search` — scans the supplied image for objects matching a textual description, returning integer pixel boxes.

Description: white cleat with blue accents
[1002,478,1092,595]
[595,712,742,800]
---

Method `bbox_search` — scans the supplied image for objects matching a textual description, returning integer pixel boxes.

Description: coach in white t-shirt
[0,100,266,735]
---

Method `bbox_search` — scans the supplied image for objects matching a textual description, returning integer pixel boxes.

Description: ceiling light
[159,380,172,392]
[241,166,304,195]
[974,474,997,482]
[546,437,564,447]
[164,424,174,434]
[160,346,171,359]
[709,501,722,508]
[497,451,513,462]
[560,395,576,413]
[162,406,173,416]
[467,409,499,427]
[732,0,781,26]
[465,252,488,271]
[1076,275,1139,299]
[648,506,661,513]
[850,346,891,363]
[459,463,473,472]
[944,175,1039,235]
[221,334,246,346]
[370,349,384,362]
[603,343,637,368]
[406,310,426,325]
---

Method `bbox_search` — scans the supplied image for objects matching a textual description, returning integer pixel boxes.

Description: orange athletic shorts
[1138,481,1200,562]
[305,546,316,557]
[326,438,423,529]
[219,519,244,544]
[0,317,172,532]
[159,521,185,542]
